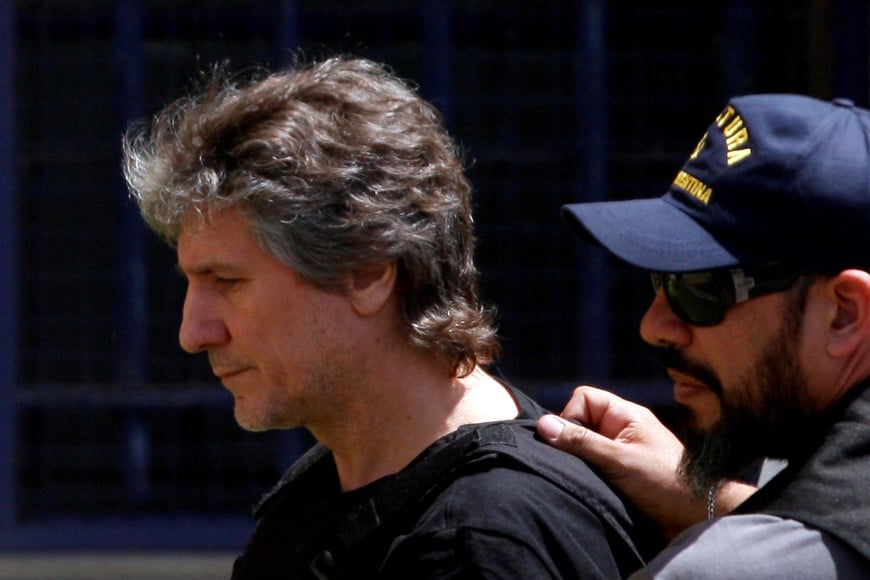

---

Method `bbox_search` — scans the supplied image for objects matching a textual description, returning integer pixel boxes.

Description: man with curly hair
[123,56,655,579]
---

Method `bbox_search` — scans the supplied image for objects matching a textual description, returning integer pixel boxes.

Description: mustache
[660,348,722,397]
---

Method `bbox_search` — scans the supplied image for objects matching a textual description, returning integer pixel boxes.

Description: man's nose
[178,286,230,353]
[639,289,692,349]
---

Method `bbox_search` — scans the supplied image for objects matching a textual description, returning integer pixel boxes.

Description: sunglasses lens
[651,264,801,327]
[651,271,731,326]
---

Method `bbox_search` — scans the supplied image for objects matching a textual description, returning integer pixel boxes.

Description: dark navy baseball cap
[562,94,870,273]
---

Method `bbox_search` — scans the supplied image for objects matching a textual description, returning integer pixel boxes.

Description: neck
[317,361,519,492]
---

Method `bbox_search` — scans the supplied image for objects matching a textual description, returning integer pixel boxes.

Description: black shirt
[232,387,659,579]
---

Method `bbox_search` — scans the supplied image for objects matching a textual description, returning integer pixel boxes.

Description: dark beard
[679,408,767,498]
[664,327,824,499]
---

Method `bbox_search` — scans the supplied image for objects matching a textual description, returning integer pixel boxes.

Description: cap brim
[561,198,744,272]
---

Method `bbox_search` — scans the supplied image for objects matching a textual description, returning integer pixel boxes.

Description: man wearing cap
[537,94,870,577]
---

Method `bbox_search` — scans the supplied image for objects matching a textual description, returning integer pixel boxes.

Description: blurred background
[1,0,867,569]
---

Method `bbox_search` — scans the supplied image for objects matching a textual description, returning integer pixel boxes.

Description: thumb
[537,414,616,468]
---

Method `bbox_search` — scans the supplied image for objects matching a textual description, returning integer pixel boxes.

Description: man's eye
[215,277,241,287]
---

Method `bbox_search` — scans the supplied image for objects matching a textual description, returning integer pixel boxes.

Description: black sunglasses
[650,263,802,326]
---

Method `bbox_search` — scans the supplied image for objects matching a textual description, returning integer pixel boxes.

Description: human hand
[537,386,704,539]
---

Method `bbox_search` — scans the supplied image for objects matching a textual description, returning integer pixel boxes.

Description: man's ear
[826,269,870,358]
[346,261,398,317]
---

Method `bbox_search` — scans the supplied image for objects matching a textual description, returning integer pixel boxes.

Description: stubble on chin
[232,394,300,433]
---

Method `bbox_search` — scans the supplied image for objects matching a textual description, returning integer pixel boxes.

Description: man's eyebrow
[175,262,245,277]
[174,262,214,277]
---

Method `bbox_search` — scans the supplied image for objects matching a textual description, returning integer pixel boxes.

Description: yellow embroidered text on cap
[715,105,751,165]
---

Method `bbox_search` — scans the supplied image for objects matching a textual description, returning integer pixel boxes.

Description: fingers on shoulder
[560,385,632,424]
[538,415,592,452]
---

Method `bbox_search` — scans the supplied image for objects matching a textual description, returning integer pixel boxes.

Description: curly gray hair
[122,56,499,375]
